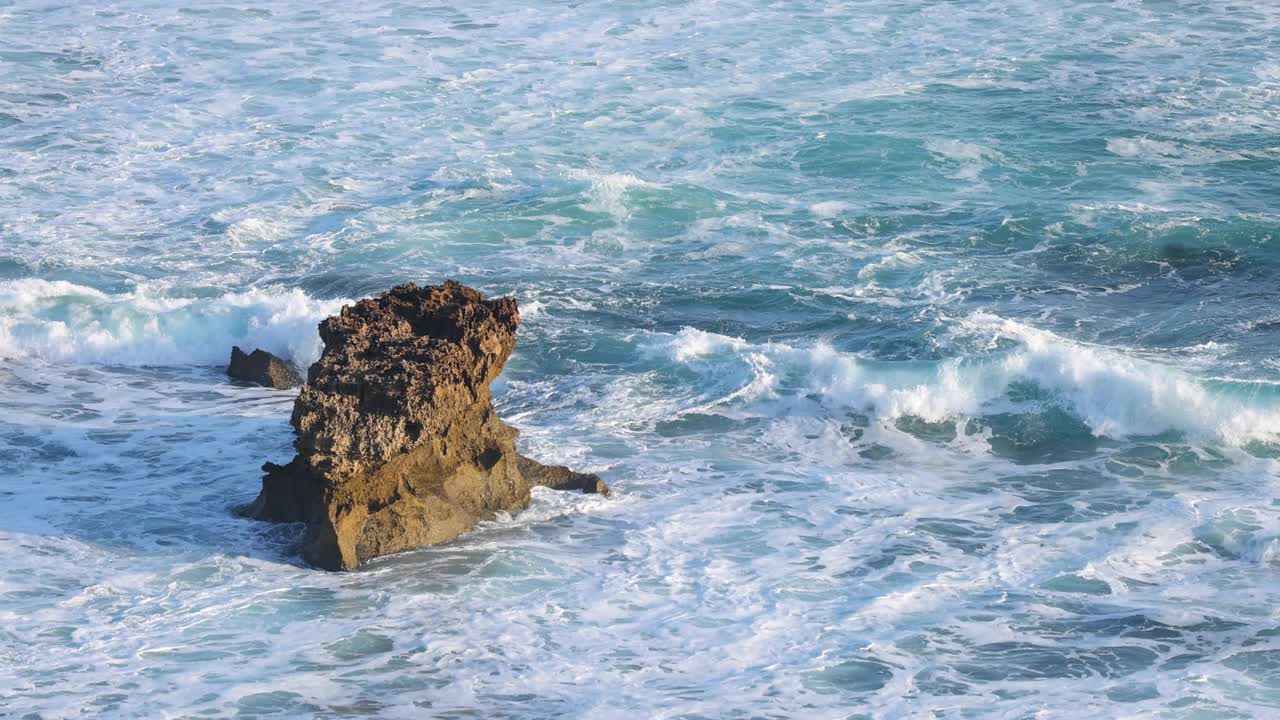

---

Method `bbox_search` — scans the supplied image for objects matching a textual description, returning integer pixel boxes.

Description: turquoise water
[3,1,1280,716]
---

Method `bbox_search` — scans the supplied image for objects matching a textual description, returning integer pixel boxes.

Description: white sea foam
[223,217,295,246]
[809,201,849,218]
[0,279,347,367]
[926,139,1004,181]
[1105,137,1270,165]
[855,248,928,283]
[569,170,656,221]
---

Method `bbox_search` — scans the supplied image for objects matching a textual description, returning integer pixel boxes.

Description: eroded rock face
[242,281,607,570]
[228,346,302,389]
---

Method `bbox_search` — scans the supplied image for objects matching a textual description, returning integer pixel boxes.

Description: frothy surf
[0,279,347,368]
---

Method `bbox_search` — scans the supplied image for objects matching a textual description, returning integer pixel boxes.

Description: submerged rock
[228,346,303,389]
[242,281,608,570]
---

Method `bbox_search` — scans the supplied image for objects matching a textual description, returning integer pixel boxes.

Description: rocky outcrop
[228,346,303,389]
[241,281,608,570]
[516,456,610,495]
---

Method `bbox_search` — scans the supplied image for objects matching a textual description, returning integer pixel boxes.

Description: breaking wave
[0,279,348,367]
[657,314,1280,447]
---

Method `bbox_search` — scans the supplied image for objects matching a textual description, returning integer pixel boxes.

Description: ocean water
[3,0,1280,716]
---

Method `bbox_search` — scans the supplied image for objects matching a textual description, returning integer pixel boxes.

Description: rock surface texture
[228,346,303,389]
[242,281,608,570]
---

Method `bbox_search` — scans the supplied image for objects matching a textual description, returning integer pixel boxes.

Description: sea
[3,1,1280,717]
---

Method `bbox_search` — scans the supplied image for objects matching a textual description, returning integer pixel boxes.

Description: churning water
[3,1,1280,717]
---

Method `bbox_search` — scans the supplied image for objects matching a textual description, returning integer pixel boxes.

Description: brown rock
[241,281,608,570]
[228,346,303,389]
[517,456,611,496]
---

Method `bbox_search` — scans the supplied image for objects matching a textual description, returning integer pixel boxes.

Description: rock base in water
[241,281,607,570]
[228,346,303,389]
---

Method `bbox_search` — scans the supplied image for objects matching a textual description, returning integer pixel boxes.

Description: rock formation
[241,281,608,570]
[228,346,303,389]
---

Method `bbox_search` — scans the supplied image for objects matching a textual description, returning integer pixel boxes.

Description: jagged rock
[241,281,608,570]
[228,346,303,389]
[517,456,611,495]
